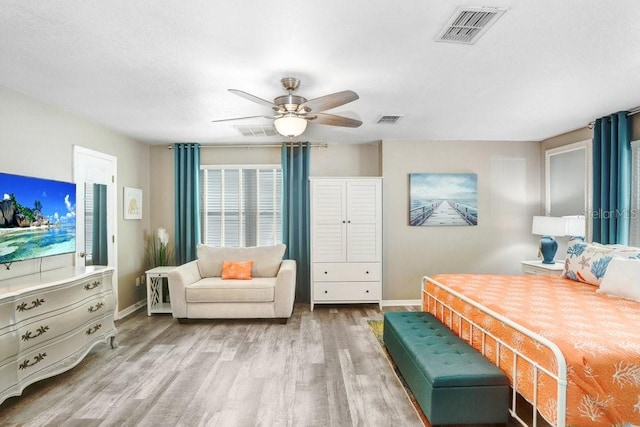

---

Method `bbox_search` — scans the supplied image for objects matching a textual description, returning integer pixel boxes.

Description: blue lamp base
[539,236,558,264]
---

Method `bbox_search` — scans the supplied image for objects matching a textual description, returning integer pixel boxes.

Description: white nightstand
[521,260,564,276]
[145,266,175,315]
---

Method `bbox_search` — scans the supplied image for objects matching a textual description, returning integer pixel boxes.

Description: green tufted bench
[383,312,509,425]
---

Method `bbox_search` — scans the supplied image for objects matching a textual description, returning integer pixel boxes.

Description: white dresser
[0,266,116,405]
[310,177,382,310]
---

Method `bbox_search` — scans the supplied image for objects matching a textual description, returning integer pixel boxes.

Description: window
[200,166,282,247]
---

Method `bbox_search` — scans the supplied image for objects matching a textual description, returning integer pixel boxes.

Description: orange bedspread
[422,274,640,426]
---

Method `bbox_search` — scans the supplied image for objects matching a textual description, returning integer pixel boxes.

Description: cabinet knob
[324,271,328,274]
[324,290,328,294]
[365,271,369,274]
[348,220,351,223]
[365,290,370,293]
[342,220,346,223]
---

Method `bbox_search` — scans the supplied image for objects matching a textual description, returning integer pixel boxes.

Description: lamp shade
[563,215,586,238]
[531,216,567,237]
[274,115,307,137]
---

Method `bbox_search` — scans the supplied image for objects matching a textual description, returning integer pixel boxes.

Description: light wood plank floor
[0,304,423,427]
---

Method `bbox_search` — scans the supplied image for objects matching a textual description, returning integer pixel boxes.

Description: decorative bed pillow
[221,260,254,280]
[563,241,614,286]
[597,257,640,301]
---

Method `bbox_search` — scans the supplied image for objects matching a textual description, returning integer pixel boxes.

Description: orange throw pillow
[221,260,254,280]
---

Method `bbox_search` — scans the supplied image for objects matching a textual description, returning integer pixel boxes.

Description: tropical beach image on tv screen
[0,172,76,264]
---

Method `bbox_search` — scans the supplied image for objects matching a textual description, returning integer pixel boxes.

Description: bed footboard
[422,276,567,427]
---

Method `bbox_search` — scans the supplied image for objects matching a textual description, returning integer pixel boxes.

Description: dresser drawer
[314,282,381,301]
[0,360,17,398]
[313,263,380,282]
[17,314,115,383]
[13,276,109,324]
[16,293,114,355]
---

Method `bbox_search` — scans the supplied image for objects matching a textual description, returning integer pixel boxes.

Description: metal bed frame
[422,276,568,427]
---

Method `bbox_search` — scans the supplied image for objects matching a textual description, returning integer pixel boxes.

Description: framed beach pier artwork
[409,173,478,226]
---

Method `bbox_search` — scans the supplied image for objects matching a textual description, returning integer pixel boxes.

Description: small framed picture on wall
[123,187,142,220]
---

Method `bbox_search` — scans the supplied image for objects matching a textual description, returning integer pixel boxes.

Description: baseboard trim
[117,299,147,320]
[381,299,421,307]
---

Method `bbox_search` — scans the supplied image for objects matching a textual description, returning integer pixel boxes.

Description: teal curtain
[282,143,311,303]
[92,183,108,266]
[174,143,201,265]
[592,111,631,244]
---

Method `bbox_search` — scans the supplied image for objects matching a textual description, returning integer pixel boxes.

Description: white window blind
[629,140,640,246]
[200,166,282,247]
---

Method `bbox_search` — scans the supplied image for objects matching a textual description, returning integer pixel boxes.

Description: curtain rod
[167,143,328,150]
[587,108,640,128]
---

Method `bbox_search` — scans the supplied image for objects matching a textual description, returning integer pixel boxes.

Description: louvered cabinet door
[346,179,381,262]
[310,179,347,263]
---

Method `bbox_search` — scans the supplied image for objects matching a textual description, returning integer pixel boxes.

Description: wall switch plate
[135,276,141,286]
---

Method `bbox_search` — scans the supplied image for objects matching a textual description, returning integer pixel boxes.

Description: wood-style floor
[0,304,423,427]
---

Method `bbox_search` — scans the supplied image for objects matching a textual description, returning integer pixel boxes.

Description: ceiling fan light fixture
[274,115,307,137]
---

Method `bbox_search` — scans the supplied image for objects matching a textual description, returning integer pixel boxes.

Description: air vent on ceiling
[235,125,278,137]
[377,115,403,124]
[436,6,506,45]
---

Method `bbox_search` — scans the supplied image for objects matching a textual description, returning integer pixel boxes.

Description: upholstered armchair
[167,244,296,323]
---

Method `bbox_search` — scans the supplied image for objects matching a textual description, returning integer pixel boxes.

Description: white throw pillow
[597,257,640,302]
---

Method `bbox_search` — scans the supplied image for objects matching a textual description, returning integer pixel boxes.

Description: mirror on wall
[545,140,591,236]
[84,183,108,266]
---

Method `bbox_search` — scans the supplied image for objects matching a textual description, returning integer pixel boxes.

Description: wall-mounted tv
[0,172,76,264]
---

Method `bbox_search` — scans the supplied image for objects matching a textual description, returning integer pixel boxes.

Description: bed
[422,256,640,426]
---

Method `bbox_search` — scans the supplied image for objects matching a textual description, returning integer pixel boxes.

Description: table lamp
[563,215,586,240]
[531,216,567,264]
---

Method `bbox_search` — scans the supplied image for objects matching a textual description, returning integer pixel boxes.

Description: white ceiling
[1,1,639,145]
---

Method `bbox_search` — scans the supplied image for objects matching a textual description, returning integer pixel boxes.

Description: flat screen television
[0,172,76,264]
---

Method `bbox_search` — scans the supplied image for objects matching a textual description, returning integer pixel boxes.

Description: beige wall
[0,85,150,314]
[381,140,542,301]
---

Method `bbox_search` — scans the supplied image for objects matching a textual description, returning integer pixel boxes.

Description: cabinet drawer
[17,314,115,382]
[16,293,114,356]
[314,282,381,301]
[13,276,109,324]
[0,360,17,398]
[313,263,380,282]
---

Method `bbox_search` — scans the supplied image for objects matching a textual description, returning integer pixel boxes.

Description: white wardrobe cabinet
[310,177,382,310]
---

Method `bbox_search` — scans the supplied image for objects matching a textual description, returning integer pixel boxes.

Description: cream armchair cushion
[196,243,286,278]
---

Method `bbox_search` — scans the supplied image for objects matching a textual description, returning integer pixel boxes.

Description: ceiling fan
[212,77,362,137]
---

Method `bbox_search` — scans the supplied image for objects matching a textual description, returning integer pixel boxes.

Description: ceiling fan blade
[310,113,362,128]
[298,90,359,113]
[228,89,278,109]
[211,115,275,123]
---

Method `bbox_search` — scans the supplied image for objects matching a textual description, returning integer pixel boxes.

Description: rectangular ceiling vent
[436,7,506,45]
[377,115,403,124]
[235,125,278,137]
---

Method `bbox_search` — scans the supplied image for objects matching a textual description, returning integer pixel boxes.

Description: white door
[73,146,118,314]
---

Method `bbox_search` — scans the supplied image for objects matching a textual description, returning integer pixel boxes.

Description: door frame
[73,146,119,316]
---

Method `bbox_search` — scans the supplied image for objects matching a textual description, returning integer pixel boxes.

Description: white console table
[0,266,116,405]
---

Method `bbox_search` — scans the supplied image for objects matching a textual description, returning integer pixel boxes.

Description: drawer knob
[324,271,328,274]
[324,290,328,294]
[365,271,369,274]
[365,290,370,293]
